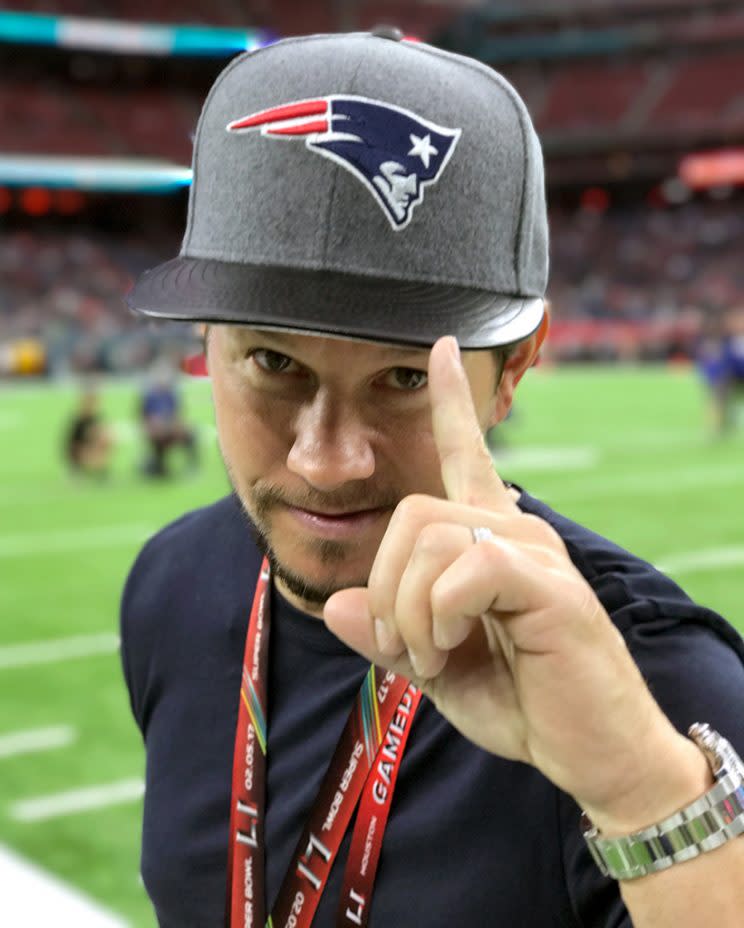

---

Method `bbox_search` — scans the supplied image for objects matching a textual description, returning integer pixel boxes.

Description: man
[122,31,744,928]
[138,361,198,477]
[697,307,744,435]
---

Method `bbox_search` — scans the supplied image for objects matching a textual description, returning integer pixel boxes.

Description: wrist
[581,723,744,883]
[580,731,713,838]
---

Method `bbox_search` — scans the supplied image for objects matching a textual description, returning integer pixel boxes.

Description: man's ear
[490,305,550,427]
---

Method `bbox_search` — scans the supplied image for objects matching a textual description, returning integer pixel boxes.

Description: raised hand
[324,336,705,831]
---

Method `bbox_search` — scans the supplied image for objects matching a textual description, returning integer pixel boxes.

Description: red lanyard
[227,557,421,928]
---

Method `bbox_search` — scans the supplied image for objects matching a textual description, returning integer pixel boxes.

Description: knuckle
[476,537,507,571]
[413,521,451,559]
[393,493,430,526]
[392,596,427,647]
[522,513,563,548]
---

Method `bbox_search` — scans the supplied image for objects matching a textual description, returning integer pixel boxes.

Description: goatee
[228,474,399,609]
[254,529,351,606]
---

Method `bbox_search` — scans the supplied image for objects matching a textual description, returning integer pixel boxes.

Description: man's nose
[286,390,375,491]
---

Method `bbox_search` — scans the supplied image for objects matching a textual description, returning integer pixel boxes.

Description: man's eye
[383,367,428,391]
[251,349,296,374]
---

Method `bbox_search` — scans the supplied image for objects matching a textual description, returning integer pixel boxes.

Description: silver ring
[471,526,495,544]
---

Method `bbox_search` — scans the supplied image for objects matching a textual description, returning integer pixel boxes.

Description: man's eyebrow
[243,328,429,361]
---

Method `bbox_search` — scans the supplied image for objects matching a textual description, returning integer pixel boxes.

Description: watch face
[718,739,744,779]
[689,724,744,779]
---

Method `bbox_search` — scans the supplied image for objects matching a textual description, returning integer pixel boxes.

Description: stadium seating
[4,53,741,159]
[0,81,197,160]
[535,61,650,132]
[649,52,744,130]
[504,51,744,139]
[0,81,110,156]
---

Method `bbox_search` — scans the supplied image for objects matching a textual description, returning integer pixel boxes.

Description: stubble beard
[228,468,399,608]
[258,535,353,606]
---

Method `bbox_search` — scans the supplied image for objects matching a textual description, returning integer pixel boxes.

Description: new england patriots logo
[227,96,461,230]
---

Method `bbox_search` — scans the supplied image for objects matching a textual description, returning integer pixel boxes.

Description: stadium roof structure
[0,10,271,55]
[0,154,192,192]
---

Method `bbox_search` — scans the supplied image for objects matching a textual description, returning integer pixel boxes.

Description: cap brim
[127,257,544,349]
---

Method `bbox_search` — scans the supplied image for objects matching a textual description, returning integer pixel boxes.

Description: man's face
[208,326,500,610]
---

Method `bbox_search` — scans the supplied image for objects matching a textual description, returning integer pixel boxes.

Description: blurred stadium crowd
[1,195,741,373]
[0,230,196,375]
[0,0,742,375]
[547,198,742,362]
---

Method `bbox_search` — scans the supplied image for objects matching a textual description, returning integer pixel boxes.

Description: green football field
[1,364,743,926]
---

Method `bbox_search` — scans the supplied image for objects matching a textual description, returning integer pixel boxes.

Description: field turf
[1,364,742,926]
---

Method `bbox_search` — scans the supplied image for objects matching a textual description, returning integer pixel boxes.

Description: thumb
[324,588,409,672]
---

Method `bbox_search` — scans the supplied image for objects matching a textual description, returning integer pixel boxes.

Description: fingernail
[448,336,461,366]
[408,649,425,677]
[374,619,390,652]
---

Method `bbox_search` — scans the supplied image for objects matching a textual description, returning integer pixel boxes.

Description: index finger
[429,335,512,509]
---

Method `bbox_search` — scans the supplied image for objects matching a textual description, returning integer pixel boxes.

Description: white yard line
[492,446,599,472]
[10,779,144,823]
[0,633,119,670]
[540,464,744,503]
[0,725,76,759]
[0,844,128,926]
[657,546,744,576]
[596,429,709,451]
[0,524,153,558]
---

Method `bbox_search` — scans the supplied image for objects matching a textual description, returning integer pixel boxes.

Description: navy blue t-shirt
[120,491,744,927]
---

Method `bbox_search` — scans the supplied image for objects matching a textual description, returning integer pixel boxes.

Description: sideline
[0,633,119,670]
[10,779,145,823]
[0,843,128,926]
[0,725,76,759]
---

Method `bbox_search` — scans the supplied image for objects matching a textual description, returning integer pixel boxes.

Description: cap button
[371,24,404,41]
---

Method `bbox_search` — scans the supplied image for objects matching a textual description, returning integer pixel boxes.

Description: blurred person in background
[120,33,744,928]
[64,388,113,478]
[697,306,744,435]
[138,360,198,477]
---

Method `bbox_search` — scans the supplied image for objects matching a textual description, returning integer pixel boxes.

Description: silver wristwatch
[581,723,744,880]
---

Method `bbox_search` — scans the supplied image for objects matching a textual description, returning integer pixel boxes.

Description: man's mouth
[283,504,391,539]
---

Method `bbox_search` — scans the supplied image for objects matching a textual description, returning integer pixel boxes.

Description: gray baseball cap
[128,30,548,348]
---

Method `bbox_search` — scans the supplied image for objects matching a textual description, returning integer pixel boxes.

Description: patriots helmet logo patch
[227,96,461,230]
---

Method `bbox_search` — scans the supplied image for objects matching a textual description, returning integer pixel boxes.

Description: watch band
[581,723,744,881]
